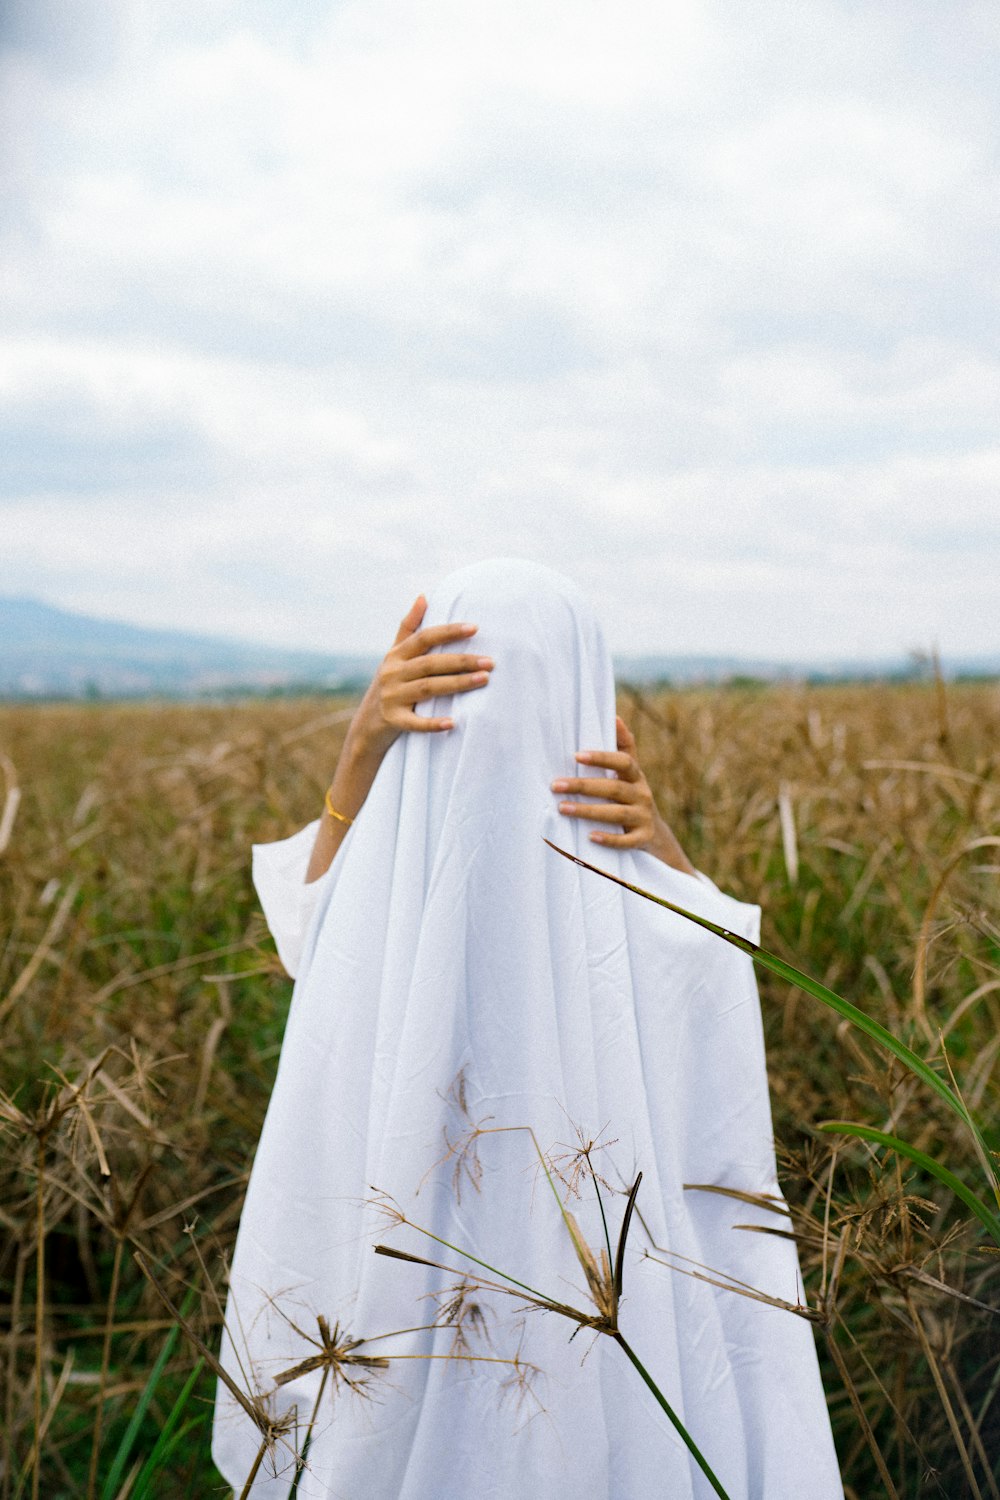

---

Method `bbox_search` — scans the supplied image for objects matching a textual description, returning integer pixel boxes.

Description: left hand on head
[551,715,695,874]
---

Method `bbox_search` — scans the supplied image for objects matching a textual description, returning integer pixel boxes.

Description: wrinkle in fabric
[212,559,842,1500]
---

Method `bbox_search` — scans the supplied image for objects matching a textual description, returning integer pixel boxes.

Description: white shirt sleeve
[627,849,762,948]
[251,820,332,979]
[692,868,762,945]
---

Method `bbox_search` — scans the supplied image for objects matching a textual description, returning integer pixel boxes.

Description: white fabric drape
[212,559,842,1499]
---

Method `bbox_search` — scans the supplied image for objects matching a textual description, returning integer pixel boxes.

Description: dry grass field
[1,683,998,1498]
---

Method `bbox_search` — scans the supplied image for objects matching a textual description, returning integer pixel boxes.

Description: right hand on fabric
[307,596,494,882]
[552,714,696,875]
[350,595,494,762]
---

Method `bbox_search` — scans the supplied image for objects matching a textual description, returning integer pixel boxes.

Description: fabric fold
[250,820,335,979]
[214,559,842,1500]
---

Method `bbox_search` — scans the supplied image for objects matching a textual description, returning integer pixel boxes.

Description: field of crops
[1,683,998,1498]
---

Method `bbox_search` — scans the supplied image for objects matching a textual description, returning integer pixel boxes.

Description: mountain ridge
[0,595,376,697]
[1,596,996,698]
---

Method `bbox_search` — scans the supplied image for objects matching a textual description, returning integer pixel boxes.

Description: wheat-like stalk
[0,683,997,1493]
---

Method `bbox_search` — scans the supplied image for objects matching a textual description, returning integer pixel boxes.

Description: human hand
[308,595,494,881]
[349,594,494,763]
[551,715,695,874]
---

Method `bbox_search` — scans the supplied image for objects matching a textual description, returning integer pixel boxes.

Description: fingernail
[591,832,606,843]
[477,657,494,669]
[461,624,478,635]
[575,752,592,763]
[473,672,489,684]
[440,718,454,730]
[551,779,568,791]
[558,801,573,812]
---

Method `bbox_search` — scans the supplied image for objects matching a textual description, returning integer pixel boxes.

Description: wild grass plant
[0,683,998,1495]
[374,1120,733,1497]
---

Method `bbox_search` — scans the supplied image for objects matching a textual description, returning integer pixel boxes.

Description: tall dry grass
[0,683,998,1496]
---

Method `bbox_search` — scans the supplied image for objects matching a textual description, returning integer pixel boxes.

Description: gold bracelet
[324,789,354,826]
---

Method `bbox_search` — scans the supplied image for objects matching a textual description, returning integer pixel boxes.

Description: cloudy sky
[2,0,998,661]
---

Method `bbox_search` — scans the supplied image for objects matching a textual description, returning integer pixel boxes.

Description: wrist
[323,716,390,823]
[649,814,696,876]
[343,705,394,771]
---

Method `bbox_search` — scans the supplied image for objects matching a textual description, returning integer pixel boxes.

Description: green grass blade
[819,1123,1000,1246]
[99,1326,179,1500]
[130,1358,205,1500]
[382,1223,554,1303]
[545,841,997,1194]
[99,1289,197,1500]
[613,1174,642,1302]
[130,1417,207,1499]
[613,1333,731,1498]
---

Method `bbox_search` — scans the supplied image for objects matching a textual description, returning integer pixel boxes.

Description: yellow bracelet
[324,789,354,826]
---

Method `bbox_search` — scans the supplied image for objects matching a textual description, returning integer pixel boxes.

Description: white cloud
[2,0,998,664]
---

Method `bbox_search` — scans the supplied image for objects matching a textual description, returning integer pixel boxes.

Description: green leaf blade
[819,1122,1000,1246]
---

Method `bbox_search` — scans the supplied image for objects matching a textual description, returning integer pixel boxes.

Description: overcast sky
[2,0,998,661]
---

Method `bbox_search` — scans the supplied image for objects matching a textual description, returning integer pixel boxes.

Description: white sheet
[213,558,842,1499]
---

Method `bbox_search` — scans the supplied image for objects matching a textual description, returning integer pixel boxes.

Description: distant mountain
[615,650,1000,685]
[0,596,996,699]
[0,597,378,698]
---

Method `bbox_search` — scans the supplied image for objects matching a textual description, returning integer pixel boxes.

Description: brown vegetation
[1,683,998,1496]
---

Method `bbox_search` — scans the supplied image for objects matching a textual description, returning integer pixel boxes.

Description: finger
[550,776,634,804]
[574,749,639,780]
[398,652,493,682]
[393,710,456,733]
[396,621,479,658]
[393,595,427,646]
[616,716,637,754]
[588,829,646,848]
[557,800,641,827]
[393,671,491,702]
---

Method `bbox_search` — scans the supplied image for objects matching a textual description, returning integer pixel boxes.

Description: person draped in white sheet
[211,559,843,1500]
